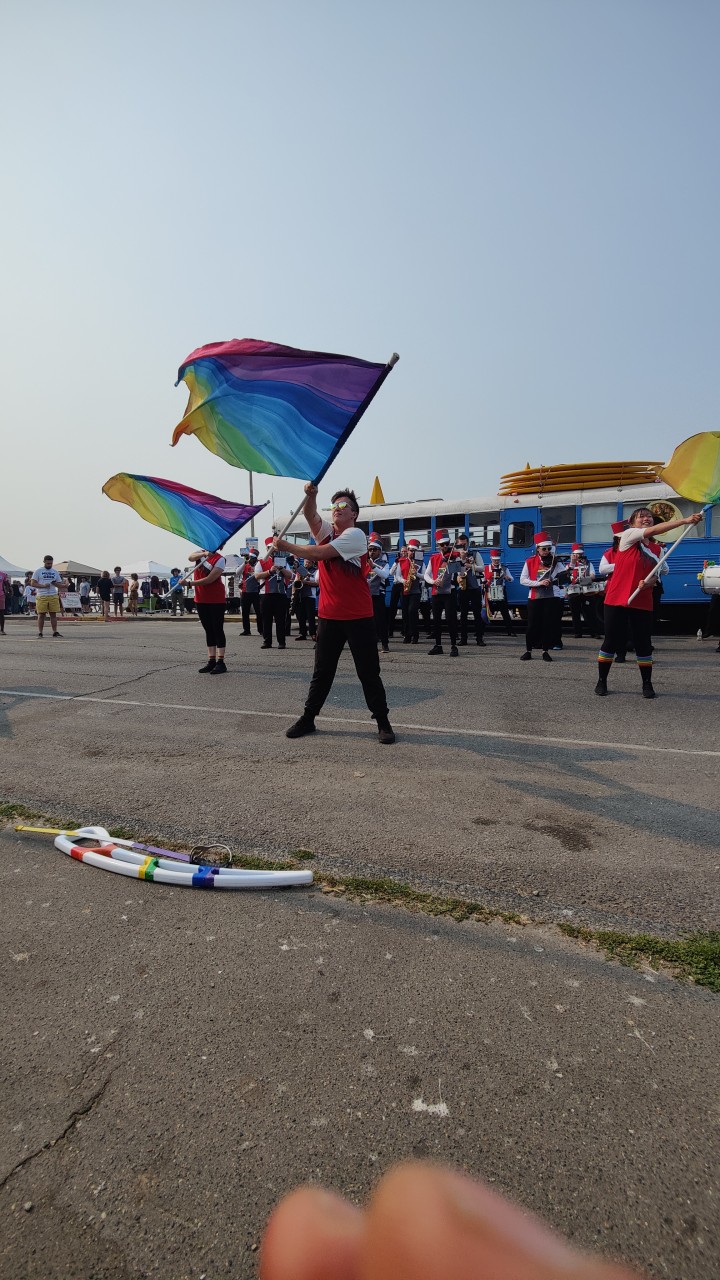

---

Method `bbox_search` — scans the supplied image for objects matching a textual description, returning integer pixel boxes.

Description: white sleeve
[599,554,613,575]
[619,528,646,551]
[329,527,367,564]
[375,562,392,581]
[423,562,434,585]
[520,562,533,587]
[316,518,333,544]
[585,562,595,580]
[504,568,513,582]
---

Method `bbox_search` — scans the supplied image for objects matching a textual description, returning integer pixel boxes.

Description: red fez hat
[490,548,501,557]
[435,529,450,543]
[368,532,381,544]
[571,543,583,551]
[407,538,421,549]
[265,537,274,546]
[534,532,552,546]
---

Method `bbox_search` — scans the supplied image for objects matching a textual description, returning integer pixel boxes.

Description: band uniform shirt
[315,519,372,621]
[425,552,459,596]
[193,553,226,605]
[520,556,566,600]
[256,557,291,595]
[398,553,423,595]
[367,553,391,597]
[604,529,663,611]
[483,564,513,585]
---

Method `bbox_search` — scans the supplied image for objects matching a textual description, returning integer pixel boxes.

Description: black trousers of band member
[525,598,557,652]
[241,591,261,634]
[420,598,433,634]
[401,592,420,641]
[459,588,485,642]
[196,602,226,650]
[262,594,286,646]
[701,594,720,638]
[432,595,457,647]
[569,594,598,636]
[487,596,514,633]
[372,593,389,648]
[304,617,389,720]
[297,597,317,639]
[600,605,653,661]
[387,581,403,635]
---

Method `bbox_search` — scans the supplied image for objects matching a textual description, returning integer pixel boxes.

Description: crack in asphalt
[0,1072,112,1191]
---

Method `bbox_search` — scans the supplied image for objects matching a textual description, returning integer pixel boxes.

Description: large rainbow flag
[171,339,396,481]
[660,431,720,505]
[102,474,266,548]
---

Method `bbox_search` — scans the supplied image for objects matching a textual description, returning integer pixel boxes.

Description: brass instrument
[403,557,418,595]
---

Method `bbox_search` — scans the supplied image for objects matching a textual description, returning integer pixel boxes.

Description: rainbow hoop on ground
[54,835,313,890]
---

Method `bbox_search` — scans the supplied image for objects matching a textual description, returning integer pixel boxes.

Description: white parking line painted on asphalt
[2,687,719,758]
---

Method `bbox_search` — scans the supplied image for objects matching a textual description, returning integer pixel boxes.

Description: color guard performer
[596,506,702,698]
[256,538,294,649]
[483,549,515,635]
[566,543,600,638]
[519,532,567,661]
[398,538,423,644]
[425,529,460,656]
[367,532,392,653]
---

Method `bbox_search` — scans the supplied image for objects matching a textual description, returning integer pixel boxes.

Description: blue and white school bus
[287,483,719,624]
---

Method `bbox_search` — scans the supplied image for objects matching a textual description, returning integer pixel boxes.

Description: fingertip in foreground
[260,1186,364,1280]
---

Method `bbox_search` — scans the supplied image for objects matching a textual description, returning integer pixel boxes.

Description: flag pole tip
[388,353,400,367]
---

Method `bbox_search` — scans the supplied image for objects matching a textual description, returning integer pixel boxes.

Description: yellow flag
[369,475,385,504]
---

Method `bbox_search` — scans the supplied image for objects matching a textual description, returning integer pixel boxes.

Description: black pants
[196,602,226,650]
[701,595,720,638]
[297,597,317,639]
[387,582,403,636]
[432,595,457,647]
[459,588,485,642]
[525,597,556,652]
[487,595,514,633]
[568,594,598,636]
[262,594,286,646]
[171,590,185,615]
[401,592,420,641]
[600,605,652,662]
[372,593,389,648]
[241,591,261,634]
[304,617,389,720]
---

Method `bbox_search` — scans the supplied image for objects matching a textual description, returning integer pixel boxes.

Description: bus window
[401,518,431,549]
[436,516,466,543]
[508,521,534,548]
[469,514,500,548]
[541,505,576,545]
[623,498,703,538]
[580,503,616,544]
[369,517,400,554]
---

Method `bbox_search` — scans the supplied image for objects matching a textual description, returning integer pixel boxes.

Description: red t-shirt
[316,522,372,621]
[193,553,226,605]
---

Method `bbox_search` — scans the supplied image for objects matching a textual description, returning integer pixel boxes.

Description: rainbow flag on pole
[660,431,720,505]
[102,474,266,548]
[171,339,397,482]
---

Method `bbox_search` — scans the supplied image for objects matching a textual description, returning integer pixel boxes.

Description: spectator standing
[169,568,185,615]
[23,575,36,615]
[128,573,140,616]
[140,578,151,610]
[0,568,9,634]
[79,579,91,614]
[97,570,112,621]
[111,566,128,617]
[31,555,66,638]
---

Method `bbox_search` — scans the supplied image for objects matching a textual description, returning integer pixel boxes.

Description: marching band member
[567,543,599,639]
[398,538,423,644]
[519,532,567,662]
[454,534,486,647]
[425,529,460,656]
[293,559,319,641]
[367,532,392,653]
[387,543,407,637]
[596,506,702,698]
[483,549,515,635]
[240,551,262,635]
[256,537,294,649]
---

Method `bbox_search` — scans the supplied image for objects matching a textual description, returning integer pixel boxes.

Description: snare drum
[566,583,583,596]
[701,565,720,595]
[487,580,506,603]
[581,581,603,596]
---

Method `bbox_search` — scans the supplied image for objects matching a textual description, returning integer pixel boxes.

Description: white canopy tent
[121,560,175,579]
[0,554,29,576]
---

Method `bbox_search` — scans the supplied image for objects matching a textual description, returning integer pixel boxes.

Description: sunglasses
[331,501,351,512]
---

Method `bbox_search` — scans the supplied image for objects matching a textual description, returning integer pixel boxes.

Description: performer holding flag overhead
[274,486,395,745]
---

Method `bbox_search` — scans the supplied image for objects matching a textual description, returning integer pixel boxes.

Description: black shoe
[402,637,411,644]
[211,659,227,674]
[198,659,217,673]
[53,631,63,638]
[458,638,468,646]
[278,644,286,649]
[450,645,459,657]
[476,639,486,646]
[286,715,316,739]
[428,644,443,655]
[411,637,418,644]
[382,645,390,653]
[542,651,553,662]
[552,643,563,650]
[295,635,306,641]
[642,683,656,699]
[520,651,532,661]
[615,655,626,664]
[573,633,583,639]
[377,720,396,745]
[595,680,608,696]
[260,642,272,649]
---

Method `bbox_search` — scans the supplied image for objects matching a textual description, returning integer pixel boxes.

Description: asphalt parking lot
[1,617,718,1279]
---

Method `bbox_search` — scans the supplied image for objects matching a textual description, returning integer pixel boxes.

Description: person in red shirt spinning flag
[274,484,395,744]
[188,548,228,674]
[596,506,702,698]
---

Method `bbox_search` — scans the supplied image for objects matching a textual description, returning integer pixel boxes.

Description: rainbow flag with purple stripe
[171,339,395,481]
[102,474,266,548]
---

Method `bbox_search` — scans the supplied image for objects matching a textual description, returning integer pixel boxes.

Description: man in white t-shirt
[31,555,66,637]
[274,484,394,744]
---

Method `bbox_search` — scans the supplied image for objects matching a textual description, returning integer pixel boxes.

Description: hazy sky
[2,0,718,570]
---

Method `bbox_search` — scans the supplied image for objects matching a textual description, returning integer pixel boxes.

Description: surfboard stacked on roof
[498,461,664,496]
